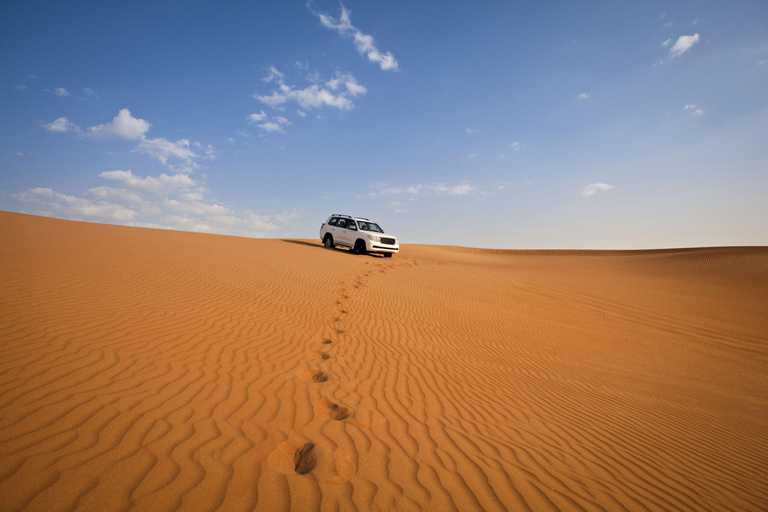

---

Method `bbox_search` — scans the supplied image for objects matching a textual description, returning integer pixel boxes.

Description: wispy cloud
[432,184,475,195]
[44,87,71,97]
[684,104,703,116]
[581,183,614,197]
[254,67,366,112]
[379,183,475,196]
[249,109,291,133]
[668,33,700,58]
[249,111,268,123]
[98,170,197,193]
[577,92,590,100]
[13,171,297,237]
[42,117,80,133]
[135,138,199,168]
[309,2,399,71]
[509,141,521,151]
[43,109,210,173]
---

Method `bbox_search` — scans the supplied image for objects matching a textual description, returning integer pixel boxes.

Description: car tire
[384,253,393,258]
[354,239,367,255]
[323,235,334,249]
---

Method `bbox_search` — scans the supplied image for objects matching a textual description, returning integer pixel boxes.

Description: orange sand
[1,211,766,511]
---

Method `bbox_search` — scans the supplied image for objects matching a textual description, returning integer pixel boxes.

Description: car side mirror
[349,226,356,230]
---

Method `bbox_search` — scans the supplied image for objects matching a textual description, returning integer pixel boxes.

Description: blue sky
[1,0,767,248]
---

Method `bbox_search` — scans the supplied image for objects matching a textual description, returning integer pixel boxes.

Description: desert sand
[0,210,766,511]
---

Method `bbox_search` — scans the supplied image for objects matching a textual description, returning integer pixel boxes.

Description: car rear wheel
[323,235,334,249]
[354,239,367,255]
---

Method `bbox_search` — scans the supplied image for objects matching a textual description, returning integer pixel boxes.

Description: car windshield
[357,221,384,233]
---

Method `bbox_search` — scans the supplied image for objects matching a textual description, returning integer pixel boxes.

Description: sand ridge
[1,211,767,511]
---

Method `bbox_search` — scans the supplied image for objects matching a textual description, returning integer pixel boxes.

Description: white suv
[319,214,399,257]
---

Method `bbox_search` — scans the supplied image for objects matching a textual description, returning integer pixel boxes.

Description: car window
[358,221,368,231]
[328,218,337,226]
[336,218,346,228]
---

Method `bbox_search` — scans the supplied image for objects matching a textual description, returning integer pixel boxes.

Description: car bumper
[370,244,399,253]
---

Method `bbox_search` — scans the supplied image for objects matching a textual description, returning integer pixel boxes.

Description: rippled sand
[1,211,766,511]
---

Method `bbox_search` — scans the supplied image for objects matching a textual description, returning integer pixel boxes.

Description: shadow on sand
[280,239,385,258]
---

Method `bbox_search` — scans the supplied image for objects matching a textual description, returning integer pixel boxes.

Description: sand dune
[1,211,766,511]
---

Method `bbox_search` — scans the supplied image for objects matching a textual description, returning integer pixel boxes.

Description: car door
[335,218,350,246]
[326,217,338,241]
[345,220,359,247]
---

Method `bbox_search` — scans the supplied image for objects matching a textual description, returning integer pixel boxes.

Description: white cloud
[249,111,268,123]
[257,121,285,133]
[255,114,292,134]
[661,38,673,47]
[15,84,28,90]
[668,33,700,58]
[47,108,208,172]
[432,184,475,195]
[13,172,297,238]
[467,152,476,159]
[380,183,474,196]
[310,3,399,71]
[684,104,704,116]
[254,68,365,112]
[135,137,198,168]
[581,183,614,197]
[45,87,70,97]
[14,187,138,221]
[256,82,351,110]
[98,170,197,193]
[577,93,590,99]
[263,65,285,83]
[226,137,236,144]
[692,19,698,25]
[466,128,475,134]
[193,142,216,160]
[84,186,148,205]
[757,60,766,66]
[297,110,307,118]
[509,141,521,151]
[43,117,80,133]
[82,87,95,96]
[88,109,151,140]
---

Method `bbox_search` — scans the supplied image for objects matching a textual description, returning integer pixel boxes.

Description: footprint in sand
[320,353,330,360]
[312,371,328,383]
[323,338,333,345]
[328,403,350,421]
[294,442,316,474]
[314,397,354,422]
[269,439,356,483]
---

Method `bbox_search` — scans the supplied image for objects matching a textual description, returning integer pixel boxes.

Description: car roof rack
[332,214,369,221]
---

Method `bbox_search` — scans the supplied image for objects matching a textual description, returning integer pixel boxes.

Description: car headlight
[367,235,381,242]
